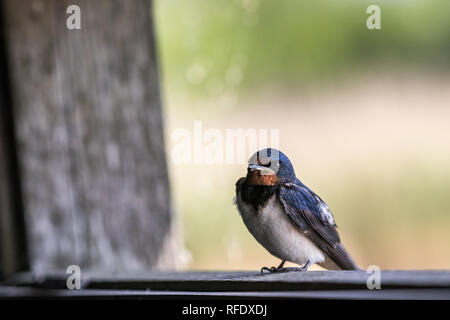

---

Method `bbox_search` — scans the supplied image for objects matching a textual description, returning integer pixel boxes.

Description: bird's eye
[258,156,271,166]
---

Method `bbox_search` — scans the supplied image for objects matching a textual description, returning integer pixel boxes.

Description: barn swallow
[234,148,359,272]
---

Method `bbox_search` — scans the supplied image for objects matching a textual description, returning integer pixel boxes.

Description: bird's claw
[261,267,308,274]
[277,267,308,272]
[260,266,279,274]
[260,261,311,274]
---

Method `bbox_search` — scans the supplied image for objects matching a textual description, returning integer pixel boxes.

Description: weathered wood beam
[1,0,177,273]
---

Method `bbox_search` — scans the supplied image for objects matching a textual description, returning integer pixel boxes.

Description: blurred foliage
[155,0,450,97]
[154,0,450,270]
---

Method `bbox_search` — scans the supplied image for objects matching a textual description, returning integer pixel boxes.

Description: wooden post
[0,4,29,279]
[0,0,178,273]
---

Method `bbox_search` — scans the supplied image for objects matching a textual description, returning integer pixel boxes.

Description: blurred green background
[154,0,450,270]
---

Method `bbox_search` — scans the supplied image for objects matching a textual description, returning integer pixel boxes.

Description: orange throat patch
[246,170,278,186]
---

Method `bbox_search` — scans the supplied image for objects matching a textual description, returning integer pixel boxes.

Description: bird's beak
[248,164,275,176]
[248,164,264,171]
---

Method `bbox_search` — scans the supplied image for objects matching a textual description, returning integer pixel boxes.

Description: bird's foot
[260,266,279,274]
[261,260,286,274]
[276,267,308,273]
[278,261,312,272]
[261,261,311,274]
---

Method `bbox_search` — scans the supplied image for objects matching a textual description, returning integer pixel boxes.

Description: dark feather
[236,177,277,211]
[278,183,359,270]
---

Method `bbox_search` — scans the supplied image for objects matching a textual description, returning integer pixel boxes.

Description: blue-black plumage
[235,148,359,272]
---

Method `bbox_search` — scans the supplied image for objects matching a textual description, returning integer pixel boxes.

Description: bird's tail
[321,243,361,270]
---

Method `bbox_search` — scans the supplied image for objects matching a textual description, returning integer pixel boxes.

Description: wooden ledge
[1,270,450,299]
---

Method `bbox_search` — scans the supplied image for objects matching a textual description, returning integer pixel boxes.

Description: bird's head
[246,148,296,186]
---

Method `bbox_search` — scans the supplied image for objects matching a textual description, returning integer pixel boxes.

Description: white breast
[236,193,325,266]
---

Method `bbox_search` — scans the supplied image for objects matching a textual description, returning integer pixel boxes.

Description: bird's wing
[278,183,359,270]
